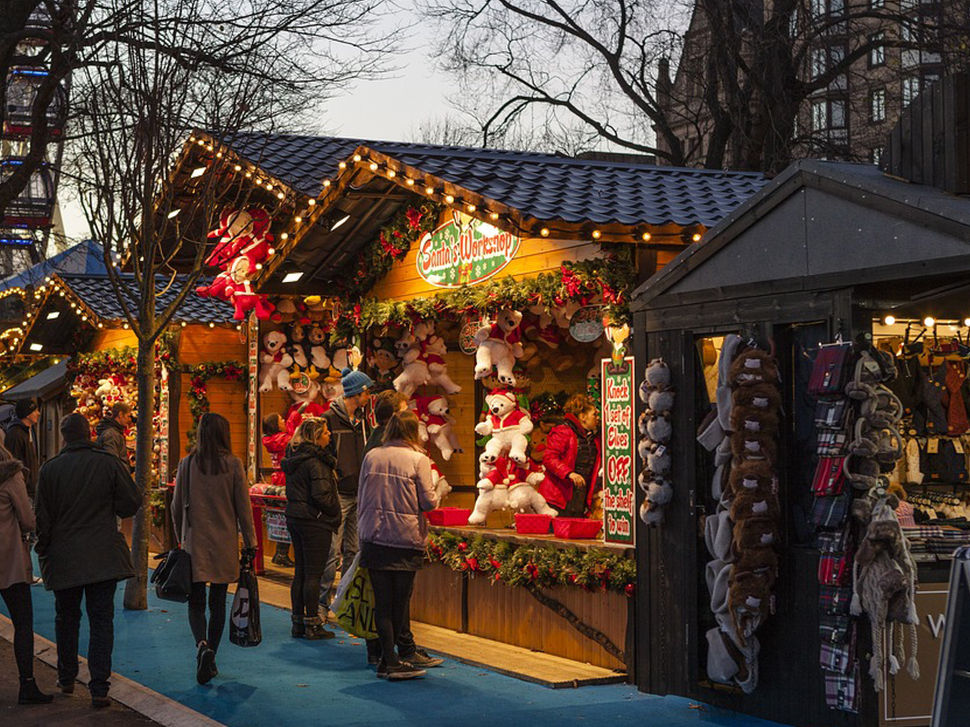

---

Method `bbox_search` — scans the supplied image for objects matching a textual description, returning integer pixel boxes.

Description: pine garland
[426,530,636,596]
[340,244,635,337]
[184,360,245,444]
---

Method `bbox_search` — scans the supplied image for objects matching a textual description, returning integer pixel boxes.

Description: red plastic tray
[426,507,471,526]
[514,513,553,534]
[552,517,602,540]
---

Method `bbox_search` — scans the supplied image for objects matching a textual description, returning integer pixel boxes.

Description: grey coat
[171,453,256,584]
[34,441,141,592]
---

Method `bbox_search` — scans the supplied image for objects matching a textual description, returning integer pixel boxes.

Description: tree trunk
[123,341,156,610]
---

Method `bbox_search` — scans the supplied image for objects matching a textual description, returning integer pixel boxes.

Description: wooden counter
[411,525,633,673]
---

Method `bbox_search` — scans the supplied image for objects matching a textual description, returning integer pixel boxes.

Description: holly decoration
[184,361,245,444]
[425,530,636,595]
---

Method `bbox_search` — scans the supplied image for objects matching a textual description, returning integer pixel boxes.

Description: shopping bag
[150,548,192,603]
[229,563,262,647]
[333,556,377,639]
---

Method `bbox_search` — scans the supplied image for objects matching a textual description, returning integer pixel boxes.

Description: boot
[291,614,306,638]
[18,678,53,705]
[303,616,335,641]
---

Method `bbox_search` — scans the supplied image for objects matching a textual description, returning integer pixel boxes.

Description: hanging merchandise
[411,394,463,461]
[699,334,781,695]
[637,358,675,526]
[258,330,293,393]
[412,319,462,394]
[365,335,401,391]
[392,328,431,397]
[472,308,525,387]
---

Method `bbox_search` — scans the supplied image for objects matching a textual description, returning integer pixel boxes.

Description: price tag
[927,438,939,454]
[954,439,964,455]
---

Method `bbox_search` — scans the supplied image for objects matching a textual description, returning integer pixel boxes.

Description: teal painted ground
[5,579,790,727]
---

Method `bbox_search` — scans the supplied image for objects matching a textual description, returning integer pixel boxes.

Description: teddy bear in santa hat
[473,308,524,387]
[475,388,533,465]
[413,320,462,394]
[411,394,462,461]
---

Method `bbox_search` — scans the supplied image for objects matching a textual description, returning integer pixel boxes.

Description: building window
[902,76,920,107]
[870,148,883,165]
[830,99,846,129]
[811,48,827,79]
[811,100,827,131]
[870,0,884,7]
[869,33,885,67]
[870,88,886,122]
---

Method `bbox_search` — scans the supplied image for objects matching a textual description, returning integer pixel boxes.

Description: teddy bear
[411,395,462,461]
[274,297,298,321]
[430,461,452,502]
[306,322,332,371]
[303,295,327,322]
[285,373,328,431]
[259,330,294,392]
[413,320,462,394]
[287,321,310,371]
[393,330,430,397]
[470,454,555,523]
[523,305,575,372]
[473,308,524,387]
[475,388,533,465]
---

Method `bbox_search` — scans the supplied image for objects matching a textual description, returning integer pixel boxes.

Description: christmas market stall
[631,152,970,726]
[0,261,240,551]
[183,131,766,675]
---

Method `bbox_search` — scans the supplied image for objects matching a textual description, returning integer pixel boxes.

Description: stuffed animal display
[473,308,524,387]
[638,358,675,526]
[468,454,554,525]
[196,207,277,321]
[414,320,462,394]
[475,388,533,465]
[700,335,781,694]
[259,330,294,392]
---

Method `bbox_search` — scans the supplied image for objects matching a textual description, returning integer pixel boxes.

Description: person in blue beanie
[319,367,374,613]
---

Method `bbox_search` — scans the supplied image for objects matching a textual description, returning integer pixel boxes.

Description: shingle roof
[59,274,235,323]
[222,133,768,228]
[0,239,107,294]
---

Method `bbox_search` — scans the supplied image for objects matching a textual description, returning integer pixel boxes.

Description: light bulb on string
[964,318,970,327]
[924,316,936,328]
[883,315,896,326]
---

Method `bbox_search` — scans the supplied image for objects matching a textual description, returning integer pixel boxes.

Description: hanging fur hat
[728,349,780,387]
[732,382,782,414]
[647,415,672,443]
[729,405,780,437]
[727,459,776,498]
[648,389,676,416]
[731,517,779,557]
[729,488,780,523]
[730,430,778,464]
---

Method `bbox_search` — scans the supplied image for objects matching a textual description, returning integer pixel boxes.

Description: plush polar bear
[475,389,533,465]
[413,320,462,394]
[393,331,430,397]
[411,395,462,461]
[259,330,293,392]
[430,461,452,502]
[469,455,555,525]
[473,308,524,387]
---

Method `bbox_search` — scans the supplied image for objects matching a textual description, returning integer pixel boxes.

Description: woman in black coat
[281,417,341,640]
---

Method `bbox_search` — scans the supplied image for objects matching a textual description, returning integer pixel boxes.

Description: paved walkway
[0,580,791,727]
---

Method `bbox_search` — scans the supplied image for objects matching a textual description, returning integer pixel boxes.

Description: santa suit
[487,322,521,346]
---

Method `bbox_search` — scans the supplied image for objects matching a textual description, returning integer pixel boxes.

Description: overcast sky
[59,10,453,241]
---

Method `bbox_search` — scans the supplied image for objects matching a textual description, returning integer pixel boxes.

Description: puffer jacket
[357,441,438,551]
[538,414,602,511]
[281,441,341,531]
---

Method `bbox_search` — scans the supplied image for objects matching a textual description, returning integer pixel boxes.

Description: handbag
[229,555,262,647]
[812,457,847,496]
[333,554,377,639]
[150,456,194,603]
[809,344,853,397]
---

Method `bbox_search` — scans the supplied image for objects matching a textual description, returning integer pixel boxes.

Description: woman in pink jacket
[0,445,52,705]
[357,410,439,681]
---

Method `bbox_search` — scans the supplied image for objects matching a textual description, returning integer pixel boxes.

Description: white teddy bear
[430,461,452,502]
[413,320,462,395]
[474,389,533,465]
[411,395,463,461]
[393,330,430,397]
[469,454,554,525]
[473,308,524,387]
[259,330,294,392]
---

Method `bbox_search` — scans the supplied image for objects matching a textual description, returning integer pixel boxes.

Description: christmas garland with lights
[335,245,635,336]
[426,530,636,596]
[340,199,444,299]
[184,360,245,444]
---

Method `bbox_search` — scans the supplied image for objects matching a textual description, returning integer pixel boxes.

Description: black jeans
[188,582,229,653]
[0,582,34,680]
[54,579,117,697]
[365,598,417,660]
[287,517,333,619]
[369,570,416,667]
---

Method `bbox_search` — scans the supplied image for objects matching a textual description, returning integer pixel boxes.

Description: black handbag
[150,456,194,603]
[229,554,262,647]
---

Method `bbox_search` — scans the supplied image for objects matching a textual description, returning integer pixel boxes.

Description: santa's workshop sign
[601,356,636,545]
[416,212,519,288]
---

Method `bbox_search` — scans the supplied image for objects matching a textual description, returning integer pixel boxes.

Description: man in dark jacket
[319,367,374,612]
[95,402,132,465]
[6,398,40,500]
[34,413,141,708]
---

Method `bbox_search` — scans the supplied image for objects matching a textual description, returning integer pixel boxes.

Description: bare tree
[64,0,392,610]
[409,112,601,154]
[422,0,970,172]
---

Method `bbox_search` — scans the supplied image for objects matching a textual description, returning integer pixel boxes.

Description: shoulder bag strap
[177,454,193,548]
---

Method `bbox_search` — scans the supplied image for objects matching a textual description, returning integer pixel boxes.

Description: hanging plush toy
[367,336,400,390]
[475,388,533,465]
[413,320,462,394]
[430,461,452,502]
[638,358,676,526]
[473,308,524,387]
[259,330,294,392]
[469,454,554,525]
[393,330,430,397]
[285,373,328,432]
[411,394,462,461]
[304,322,331,372]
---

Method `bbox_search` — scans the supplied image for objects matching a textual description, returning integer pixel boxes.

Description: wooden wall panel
[90,329,138,351]
[179,326,246,365]
[175,374,248,464]
[410,563,464,632]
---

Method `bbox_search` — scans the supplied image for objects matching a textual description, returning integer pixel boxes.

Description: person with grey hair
[34,413,141,709]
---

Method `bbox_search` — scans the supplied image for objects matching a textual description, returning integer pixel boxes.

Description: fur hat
[646,481,673,507]
[729,406,779,437]
[648,389,675,416]
[727,460,775,498]
[732,517,779,557]
[730,431,778,464]
[639,499,664,525]
[729,349,780,387]
[729,489,780,523]
[732,382,781,414]
[646,444,671,476]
